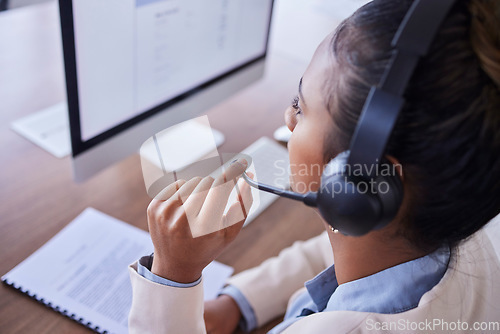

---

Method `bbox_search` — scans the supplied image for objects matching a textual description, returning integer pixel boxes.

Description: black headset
[243,0,457,236]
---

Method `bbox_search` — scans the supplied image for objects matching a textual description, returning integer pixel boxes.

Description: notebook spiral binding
[2,278,108,334]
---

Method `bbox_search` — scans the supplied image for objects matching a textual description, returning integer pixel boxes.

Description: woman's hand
[204,295,242,334]
[147,158,252,283]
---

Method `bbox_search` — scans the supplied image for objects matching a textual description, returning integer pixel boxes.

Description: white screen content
[72,0,272,141]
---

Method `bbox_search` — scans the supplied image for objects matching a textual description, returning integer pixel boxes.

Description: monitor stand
[10,102,71,158]
[10,102,225,159]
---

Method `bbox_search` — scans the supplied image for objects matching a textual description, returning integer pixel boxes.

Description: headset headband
[347,0,457,179]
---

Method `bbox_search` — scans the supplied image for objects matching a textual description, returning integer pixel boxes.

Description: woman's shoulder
[284,215,500,333]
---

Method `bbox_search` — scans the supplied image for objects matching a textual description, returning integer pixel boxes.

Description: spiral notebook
[1,208,234,334]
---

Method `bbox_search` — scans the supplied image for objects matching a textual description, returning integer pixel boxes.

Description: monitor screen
[61,0,273,157]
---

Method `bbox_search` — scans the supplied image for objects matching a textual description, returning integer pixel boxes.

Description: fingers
[176,176,204,200]
[191,158,247,228]
[237,171,254,219]
[212,158,248,187]
[245,172,255,181]
[226,177,253,222]
[154,179,186,201]
[223,177,253,235]
[150,158,249,239]
[192,158,248,211]
[158,177,203,212]
[204,158,248,210]
[183,176,215,216]
[194,176,216,194]
[148,179,186,219]
[238,174,253,216]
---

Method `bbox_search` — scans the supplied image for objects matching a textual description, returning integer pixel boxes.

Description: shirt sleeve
[128,261,206,334]
[219,285,258,332]
[136,255,201,288]
[226,231,333,327]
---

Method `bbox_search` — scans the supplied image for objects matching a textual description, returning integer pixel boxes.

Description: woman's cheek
[287,130,306,192]
[287,122,326,193]
[287,127,312,193]
[287,135,299,190]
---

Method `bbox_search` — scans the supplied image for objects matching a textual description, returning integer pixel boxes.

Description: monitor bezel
[59,0,274,158]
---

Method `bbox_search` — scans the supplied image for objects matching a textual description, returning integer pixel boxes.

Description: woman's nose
[284,106,297,132]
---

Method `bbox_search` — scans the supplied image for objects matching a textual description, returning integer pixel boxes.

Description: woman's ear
[386,155,404,182]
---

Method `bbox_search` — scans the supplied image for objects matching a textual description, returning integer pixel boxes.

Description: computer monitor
[59,0,274,182]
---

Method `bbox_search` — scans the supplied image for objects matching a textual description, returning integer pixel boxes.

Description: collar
[305,246,450,314]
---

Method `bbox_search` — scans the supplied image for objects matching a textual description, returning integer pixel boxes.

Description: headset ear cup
[318,174,383,236]
[372,159,404,230]
[317,152,403,236]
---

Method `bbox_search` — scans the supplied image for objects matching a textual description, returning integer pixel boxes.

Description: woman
[129,0,500,333]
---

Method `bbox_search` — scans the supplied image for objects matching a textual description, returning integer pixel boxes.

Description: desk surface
[0,2,334,333]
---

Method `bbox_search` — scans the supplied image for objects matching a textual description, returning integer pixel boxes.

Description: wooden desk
[0,2,326,333]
